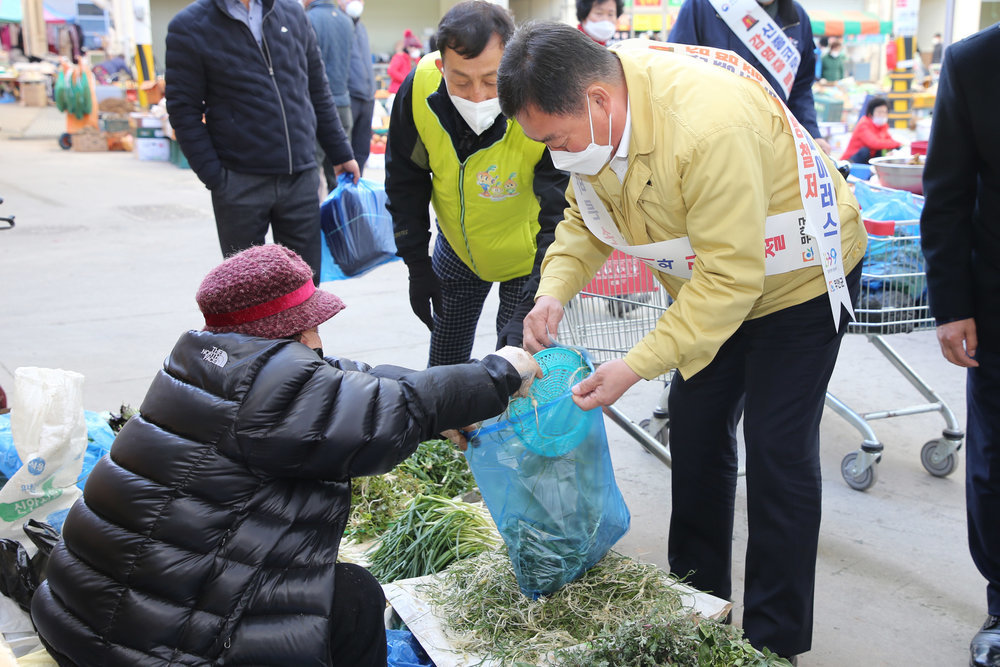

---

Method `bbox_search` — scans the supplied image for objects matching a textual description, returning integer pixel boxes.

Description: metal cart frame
[558,222,964,492]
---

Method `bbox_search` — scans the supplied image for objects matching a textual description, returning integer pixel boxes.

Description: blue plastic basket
[505,347,594,457]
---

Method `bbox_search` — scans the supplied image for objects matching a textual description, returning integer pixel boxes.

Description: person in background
[306,0,355,193]
[931,32,943,65]
[31,244,541,667]
[919,23,1000,667]
[385,1,569,366]
[669,0,832,155]
[338,0,376,175]
[166,0,360,285]
[840,97,901,164]
[499,22,866,664]
[388,29,423,94]
[577,0,623,46]
[820,36,847,82]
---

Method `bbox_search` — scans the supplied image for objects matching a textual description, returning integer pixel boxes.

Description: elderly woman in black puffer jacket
[31,244,540,666]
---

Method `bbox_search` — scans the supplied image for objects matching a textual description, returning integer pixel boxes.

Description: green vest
[411,54,546,282]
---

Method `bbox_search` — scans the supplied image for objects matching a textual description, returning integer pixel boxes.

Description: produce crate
[72,130,107,152]
[99,114,130,134]
[814,95,845,123]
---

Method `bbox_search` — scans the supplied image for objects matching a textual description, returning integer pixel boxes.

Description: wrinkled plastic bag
[0,369,87,540]
[467,394,630,598]
[319,174,400,280]
[386,629,433,667]
[0,520,59,613]
[0,412,114,492]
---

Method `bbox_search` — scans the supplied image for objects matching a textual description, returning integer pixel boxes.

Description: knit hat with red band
[196,245,345,339]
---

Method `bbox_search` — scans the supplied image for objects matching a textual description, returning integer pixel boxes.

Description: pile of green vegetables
[346,438,476,540]
[421,548,792,667]
[367,494,500,583]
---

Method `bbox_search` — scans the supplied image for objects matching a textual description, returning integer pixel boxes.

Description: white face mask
[549,96,613,175]
[344,0,363,19]
[583,19,616,43]
[408,48,421,59]
[448,88,502,135]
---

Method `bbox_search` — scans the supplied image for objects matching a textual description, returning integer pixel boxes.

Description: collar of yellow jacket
[614,50,656,158]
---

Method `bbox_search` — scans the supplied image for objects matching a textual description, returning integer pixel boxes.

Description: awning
[810,10,892,36]
[0,0,21,23]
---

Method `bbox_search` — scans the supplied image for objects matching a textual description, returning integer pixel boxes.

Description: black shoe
[971,615,1000,667]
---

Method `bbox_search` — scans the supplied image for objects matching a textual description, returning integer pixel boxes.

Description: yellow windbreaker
[537,45,867,380]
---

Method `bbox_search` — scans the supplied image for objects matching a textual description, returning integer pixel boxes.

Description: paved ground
[0,104,983,666]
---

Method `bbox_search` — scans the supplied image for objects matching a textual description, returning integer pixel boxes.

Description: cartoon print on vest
[476,165,519,201]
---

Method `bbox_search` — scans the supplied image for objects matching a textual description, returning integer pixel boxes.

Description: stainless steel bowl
[869,156,925,195]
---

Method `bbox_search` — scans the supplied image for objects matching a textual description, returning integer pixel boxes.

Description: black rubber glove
[406,258,442,331]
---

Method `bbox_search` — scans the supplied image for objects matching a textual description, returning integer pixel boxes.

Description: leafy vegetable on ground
[419,548,791,667]
[347,439,478,539]
[396,438,477,499]
[367,495,500,583]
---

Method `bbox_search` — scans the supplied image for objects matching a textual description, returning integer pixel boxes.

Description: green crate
[814,96,845,123]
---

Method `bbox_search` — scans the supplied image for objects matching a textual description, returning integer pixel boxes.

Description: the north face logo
[201,347,228,368]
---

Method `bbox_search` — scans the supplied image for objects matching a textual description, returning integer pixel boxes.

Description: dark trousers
[350,97,375,175]
[847,147,886,164]
[428,233,528,367]
[967,347,1000,617]
[330,563,387,666]
[667,265,861,656]
[210,168,323,284]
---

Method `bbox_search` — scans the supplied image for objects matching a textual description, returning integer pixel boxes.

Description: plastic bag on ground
[466,353,630,598]
[0,412,115,492]
[319,174,400,280]
[0,369,87,541]
[386,629,433,667]
[0,520,59,613]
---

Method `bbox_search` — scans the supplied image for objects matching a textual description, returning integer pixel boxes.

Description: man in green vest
[385,0,569,366]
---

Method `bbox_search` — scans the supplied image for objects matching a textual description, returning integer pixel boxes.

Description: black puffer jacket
[31,331,518,665]
[165,0,353,190]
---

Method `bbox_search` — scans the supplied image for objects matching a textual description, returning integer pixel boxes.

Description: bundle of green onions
[420,548,792,666]
[367,495,501,583]
[347,439,478,540]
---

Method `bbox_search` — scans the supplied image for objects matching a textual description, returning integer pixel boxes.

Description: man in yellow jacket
[498,23,867,662]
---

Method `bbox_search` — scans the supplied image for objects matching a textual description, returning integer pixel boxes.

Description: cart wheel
[639,418,669,447]
[841,451,878,491]
[58,133,72,150]
[920,439,958,477]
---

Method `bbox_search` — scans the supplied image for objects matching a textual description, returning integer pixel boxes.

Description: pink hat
[403,29,422,50]
[196,245,345,339]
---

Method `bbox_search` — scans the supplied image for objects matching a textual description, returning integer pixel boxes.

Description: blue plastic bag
[319,174,400,281]
[467,390,631,598]
[0,411,115,493]
[386,629,433,667]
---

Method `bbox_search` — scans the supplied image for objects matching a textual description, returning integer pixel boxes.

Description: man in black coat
[920,23,1000,667]
[165,0,361,284]
[31,244,541,666]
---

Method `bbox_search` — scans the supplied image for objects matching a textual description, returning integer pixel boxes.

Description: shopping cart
[558,211,964,492]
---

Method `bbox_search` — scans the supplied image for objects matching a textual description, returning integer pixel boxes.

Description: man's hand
[571,358,641,411]
[815,137,833,157]
[334,159,361,184]
[936,318,979,368]
[523,296,564,353]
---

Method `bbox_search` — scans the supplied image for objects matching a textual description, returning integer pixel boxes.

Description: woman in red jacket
[388,29,423,94]
[841,97,903,164]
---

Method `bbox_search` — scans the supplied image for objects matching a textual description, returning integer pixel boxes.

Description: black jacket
[165,0,353,190]
[920,24,1000,350]
[384,70,569,345]
[31,331,519,665]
